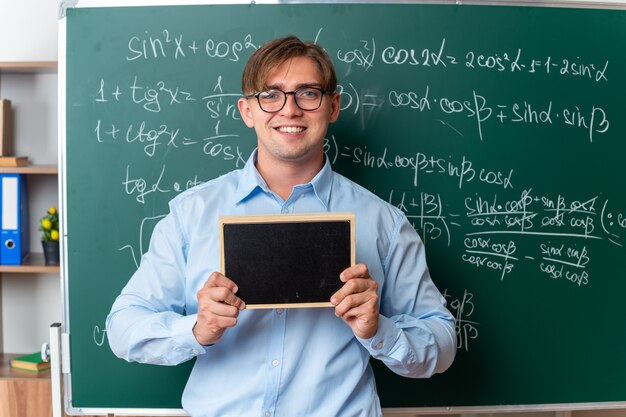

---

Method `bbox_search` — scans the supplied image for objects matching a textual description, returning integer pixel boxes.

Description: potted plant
[39,206,60,265]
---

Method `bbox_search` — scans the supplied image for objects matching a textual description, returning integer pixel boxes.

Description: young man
[107,35,456,417]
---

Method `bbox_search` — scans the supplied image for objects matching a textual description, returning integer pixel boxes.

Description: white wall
[0,0,58,62]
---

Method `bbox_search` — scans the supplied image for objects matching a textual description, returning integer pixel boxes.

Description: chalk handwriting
[127,30,258,61]
[443,288,479,352]
[86,29,624,298]
[388,190,454,246]
[539,242,590,286]
[93,324,107,347]
[94,73,610,143]
[336,38,376,70]
[325,136,515,190]
[119,215,167,268]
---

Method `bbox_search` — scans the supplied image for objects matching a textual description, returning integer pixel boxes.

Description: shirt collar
[234,149,333,209]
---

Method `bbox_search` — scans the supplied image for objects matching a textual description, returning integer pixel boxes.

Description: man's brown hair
[241,35,338,95]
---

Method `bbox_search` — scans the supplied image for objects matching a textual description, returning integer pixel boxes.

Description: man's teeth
[277,126,305,133]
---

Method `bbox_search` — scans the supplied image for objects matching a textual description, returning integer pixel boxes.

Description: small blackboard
[219,213,355,308]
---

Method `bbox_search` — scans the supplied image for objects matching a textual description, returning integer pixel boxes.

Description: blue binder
[0,174,29,264]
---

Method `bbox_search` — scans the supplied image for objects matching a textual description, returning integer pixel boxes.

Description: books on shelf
[0,156,28,167]
[0,100,28,166]
[9,352,51,372]
[0,99,13,156]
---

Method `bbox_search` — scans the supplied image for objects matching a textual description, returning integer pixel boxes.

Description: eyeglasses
[244,87,335,113]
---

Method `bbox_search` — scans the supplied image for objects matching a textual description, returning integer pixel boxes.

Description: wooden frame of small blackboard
[219,213,356,309]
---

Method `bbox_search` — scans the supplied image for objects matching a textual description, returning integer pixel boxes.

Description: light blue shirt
[106,150,456,417]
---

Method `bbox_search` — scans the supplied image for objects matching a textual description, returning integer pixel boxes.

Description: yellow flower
[40,206,59,242]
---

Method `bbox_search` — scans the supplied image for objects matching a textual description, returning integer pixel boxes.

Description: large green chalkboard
[63,2,626,413]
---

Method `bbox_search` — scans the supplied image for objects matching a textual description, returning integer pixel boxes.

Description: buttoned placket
[279,185,310,214]
[259,186,315,416]
[260,308,287,417]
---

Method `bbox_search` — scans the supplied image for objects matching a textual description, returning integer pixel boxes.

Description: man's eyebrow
[264,82,323,90]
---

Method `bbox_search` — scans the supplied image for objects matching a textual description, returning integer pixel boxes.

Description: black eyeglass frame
[244,87,336,113]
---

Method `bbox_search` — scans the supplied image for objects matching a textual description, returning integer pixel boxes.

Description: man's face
[238,56,340,168]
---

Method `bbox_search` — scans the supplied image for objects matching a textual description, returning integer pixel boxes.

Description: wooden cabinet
[0,354,52,417]
[0,61,59,416]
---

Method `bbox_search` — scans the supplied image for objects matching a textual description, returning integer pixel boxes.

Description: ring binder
[0,174,29,264]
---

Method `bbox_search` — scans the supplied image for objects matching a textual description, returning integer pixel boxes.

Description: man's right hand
[193,272,246,345]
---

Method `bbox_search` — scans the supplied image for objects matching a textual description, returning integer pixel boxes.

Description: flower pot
[42,240,60,265]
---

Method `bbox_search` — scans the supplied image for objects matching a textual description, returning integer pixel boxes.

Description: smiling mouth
[276,126,306,133]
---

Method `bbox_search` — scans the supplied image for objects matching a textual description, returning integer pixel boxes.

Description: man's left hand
[331,263,379,339]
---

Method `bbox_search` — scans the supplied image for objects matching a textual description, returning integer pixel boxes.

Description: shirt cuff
[170,313,209,355]
[355,315,398,357]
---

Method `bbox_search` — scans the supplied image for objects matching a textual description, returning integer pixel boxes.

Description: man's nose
[280,92,303,115]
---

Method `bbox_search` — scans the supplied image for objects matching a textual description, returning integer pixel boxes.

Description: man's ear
[238,97,255,128]
[328,93,341,123]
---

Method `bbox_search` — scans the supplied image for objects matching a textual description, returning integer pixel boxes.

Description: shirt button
[276,308,284,315]
[272,359,280,367]
[282,207,290,214]
[264,412,271,417]
[375,341,383,350]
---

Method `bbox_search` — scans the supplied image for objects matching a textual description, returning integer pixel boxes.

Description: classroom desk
[0,353,52,417]
[1,353,164,417]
